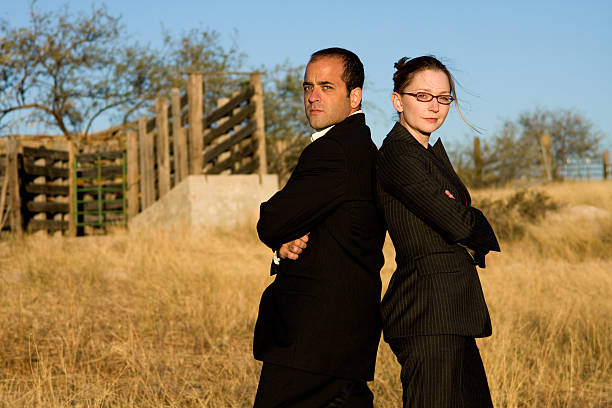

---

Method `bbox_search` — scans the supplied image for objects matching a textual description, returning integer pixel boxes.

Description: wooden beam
[25,184,70,195]
[28,219,68,233]
[68,142,77,236]
[126,130,139,219]
[22,164,69,179]
[203,103,256,145]
[250,72,267,178]
[77,151,124,163]
[7,138,23,237]
[171,88,188,184]
[139,117,155,209]
[26,201,69,213]
[202,120,256,164]
[203,86,254,126]
[22,146,69,162]
[187,73,203,174]
[156,96,171,197]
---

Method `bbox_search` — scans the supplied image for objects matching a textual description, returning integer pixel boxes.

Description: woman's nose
[428,99,440,112]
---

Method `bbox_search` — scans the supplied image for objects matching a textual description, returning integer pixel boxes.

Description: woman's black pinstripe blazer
[376,122,500,341]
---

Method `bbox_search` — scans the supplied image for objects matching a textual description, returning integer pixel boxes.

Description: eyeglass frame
[399,91,455,105]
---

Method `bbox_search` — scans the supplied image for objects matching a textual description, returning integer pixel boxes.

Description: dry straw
[0,181,611,407]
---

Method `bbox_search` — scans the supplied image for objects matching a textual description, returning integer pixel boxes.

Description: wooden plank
[23,146,69,162]
[235,157,259,175]
[78,182,124,191]
[207,142,257,175]
[171,88,188,183]
[77,150,124,164]
[28,219,68,233]
[7,138,23,237]
[211,97,231,174]
[204,103,256,146]
[139,117,155,209]
[203,86,254,126]
[23,164,69,178]
[250,73,267,177]
[25,183,69,195]
[188,73,203,174]
[156,96,171,196]
[68,142,76,236]
[126,130,139,218]
[77,165,123,179]
[202,120,256,164]
[26,201,69,213]
[81,201,124,211]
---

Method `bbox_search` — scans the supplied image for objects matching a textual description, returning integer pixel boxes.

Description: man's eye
[322,85,332,90]
[303,86,312,92]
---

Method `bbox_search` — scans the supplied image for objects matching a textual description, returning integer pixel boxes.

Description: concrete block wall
[129,174,278,231]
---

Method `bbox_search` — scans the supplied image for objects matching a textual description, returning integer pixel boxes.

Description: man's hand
[279,233,310,260]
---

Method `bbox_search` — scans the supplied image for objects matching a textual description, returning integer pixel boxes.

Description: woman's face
[392,69,451,140]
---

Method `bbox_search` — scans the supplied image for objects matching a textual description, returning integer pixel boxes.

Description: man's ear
[349,87,362,110]
[391,92,403,113]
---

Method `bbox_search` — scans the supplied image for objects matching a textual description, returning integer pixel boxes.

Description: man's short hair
[310,47,364,93]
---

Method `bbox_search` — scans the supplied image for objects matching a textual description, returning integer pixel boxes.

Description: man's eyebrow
[302,80,336,86]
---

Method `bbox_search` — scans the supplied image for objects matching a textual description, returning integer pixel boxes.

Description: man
[253,48,386,407]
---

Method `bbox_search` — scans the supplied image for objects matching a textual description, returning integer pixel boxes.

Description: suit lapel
[430,138,471,205]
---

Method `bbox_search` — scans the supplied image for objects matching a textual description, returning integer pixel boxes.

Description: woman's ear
[391,92,403,113]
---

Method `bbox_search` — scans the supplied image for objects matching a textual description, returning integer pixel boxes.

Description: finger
[287,252,299,260]
[300,234,309,243]
[289,245,303,255]
[278,246,289,259]
[293,239,307,249]
[445,190,455,199]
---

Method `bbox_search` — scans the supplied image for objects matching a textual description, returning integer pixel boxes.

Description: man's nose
[308,88,320,102]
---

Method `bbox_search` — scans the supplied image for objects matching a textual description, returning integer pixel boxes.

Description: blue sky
[4,0,612,151]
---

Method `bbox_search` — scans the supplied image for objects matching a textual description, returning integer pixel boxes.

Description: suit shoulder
[379,138,424,162]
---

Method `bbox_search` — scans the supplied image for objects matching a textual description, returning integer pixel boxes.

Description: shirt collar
[310,110,363,142]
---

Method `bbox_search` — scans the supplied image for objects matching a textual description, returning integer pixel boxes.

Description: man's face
[303,56,360,131]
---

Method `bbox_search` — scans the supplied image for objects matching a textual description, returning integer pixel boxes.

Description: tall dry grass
[0,181,611,407]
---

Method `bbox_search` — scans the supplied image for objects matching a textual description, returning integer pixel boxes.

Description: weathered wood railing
[1,72,268,236]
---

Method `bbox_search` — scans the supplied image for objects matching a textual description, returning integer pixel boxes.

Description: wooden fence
[1,72,268,236]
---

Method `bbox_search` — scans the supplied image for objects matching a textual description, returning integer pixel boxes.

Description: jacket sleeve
[377,142,500,253]
[257,137,347,250]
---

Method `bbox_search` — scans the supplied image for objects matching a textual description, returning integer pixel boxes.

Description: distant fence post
[473,136,482,186]
[604,150,610,180]
[188,73,203,175]
[126,130,139,219]
[156,96,171,197]
[250,72,267,179]
[171,87,188,183]
[540,133,553,181]
[139,117,155,209]
[68,141,77,237]
[7,137,23,238]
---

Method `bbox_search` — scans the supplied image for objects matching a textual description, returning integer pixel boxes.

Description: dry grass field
[1,181,611,407]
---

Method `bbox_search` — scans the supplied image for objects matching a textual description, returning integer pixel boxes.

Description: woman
[376,56,501,407]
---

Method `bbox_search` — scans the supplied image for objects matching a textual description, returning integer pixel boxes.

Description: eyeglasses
[400,92,454,105]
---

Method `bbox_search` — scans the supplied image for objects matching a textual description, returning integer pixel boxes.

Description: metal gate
[73,151,127,230]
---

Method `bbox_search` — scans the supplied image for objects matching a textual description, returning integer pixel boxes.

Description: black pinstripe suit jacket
[376,122,500,340]
[255,113,386,381]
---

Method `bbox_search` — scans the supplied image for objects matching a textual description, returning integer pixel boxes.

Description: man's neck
[310,110,363,142]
